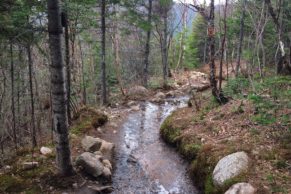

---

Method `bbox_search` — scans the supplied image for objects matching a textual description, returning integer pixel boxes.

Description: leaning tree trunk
[100,0,107,105]
[47,0,74,176]
[162,12,169,87]
[143,0,153,88]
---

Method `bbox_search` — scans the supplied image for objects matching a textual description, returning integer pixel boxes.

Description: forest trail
[110,97,197,193]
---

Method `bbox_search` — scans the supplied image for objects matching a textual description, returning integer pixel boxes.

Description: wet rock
[127,154,137,163]
[102,159,112,170]
[100,140,115,160]
[128,86,149,98]
[75,152,104,177]
[213,151,249,186]
[40,146,52,155]
[166,91,175,97]
[127,101,137,107]
[81,136,103,152]
[131,105,140,111]
[155,92,166,99]
[94,151,103,156]
[224,183,256,194]
[22,161,39,170]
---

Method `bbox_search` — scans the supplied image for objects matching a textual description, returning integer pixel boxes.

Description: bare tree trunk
[64,10,71,125]
[218,0,228,90]
[100,0,107,105]
[208,0,228,104]
[162,13,169,87]
[27,43,37,147]
[235,0,246,77]
[78,39,87,105]
[10,41,17,150]
[143,0,153,88]
[176,2,188,71]
[47,0,74,176]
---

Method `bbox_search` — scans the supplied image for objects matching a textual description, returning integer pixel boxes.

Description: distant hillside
[172,2,197,33]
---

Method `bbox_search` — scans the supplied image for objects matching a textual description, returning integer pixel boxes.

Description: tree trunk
[218,0,228,90]
[64,10,71,125]
[27,43,37,147]
[10,41,17,150]
[79,38,87,105]
[143,0,152,88]
[235,0,246,77]
[100,0,107,105]
[208,0,228,104]
[162,12,168,87]
[47,0,74,176]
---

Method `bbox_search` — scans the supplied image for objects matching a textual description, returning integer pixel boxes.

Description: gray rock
[128,86,148,98]
[102,167,112,179]
[100,140,115,160]
[155,92,166,99]
[102,159,112,170]
[75,152,104,177]
[212,152,249,186]
[224,182,255,194]
[81,136,103,152]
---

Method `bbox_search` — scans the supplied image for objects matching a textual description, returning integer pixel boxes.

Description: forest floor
[0,64,290,194]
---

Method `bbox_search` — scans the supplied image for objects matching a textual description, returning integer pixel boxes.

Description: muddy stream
[109,96,198,194]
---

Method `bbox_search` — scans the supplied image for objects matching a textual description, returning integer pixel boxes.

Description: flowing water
[111,97,198,194]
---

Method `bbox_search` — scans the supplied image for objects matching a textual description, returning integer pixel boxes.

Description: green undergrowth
[0,148,55,193]
[225,75,291,127]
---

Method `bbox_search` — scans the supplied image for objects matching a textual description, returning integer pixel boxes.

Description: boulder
[212,152,249,186]
[100,140,115,160]
[81,136,103,152]
[40,147,52,155]
[128,86,149,98]
[22,162,39,170]
[75,152,104,177]
[224,183,255,194]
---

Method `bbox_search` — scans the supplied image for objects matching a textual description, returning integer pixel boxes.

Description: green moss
[70,117,92,135]
[0,175,27,193]
[179,142,201,160]
[160,115,181,144]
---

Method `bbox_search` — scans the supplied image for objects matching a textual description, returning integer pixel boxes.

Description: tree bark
[143,0,152,88]
[235,0,246,77]
[47,0,74,176]
[100,0,107,105]
[10,41,17,150]
[27,43,37,147]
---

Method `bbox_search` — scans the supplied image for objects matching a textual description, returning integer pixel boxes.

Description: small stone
[102,159,112,170]
[4,165,11,170]
[155,92,166,99]
[131,105,140,111]
[40,147,52,155]
[22,162,39,170]
[102,167,112,179]
[49,186,54,191]
[100,141,115,160]
[113,130,117,134]
[224,182,256,194]
[72,183,78,189]
[127,101,137,107]
[94,151,103,156]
